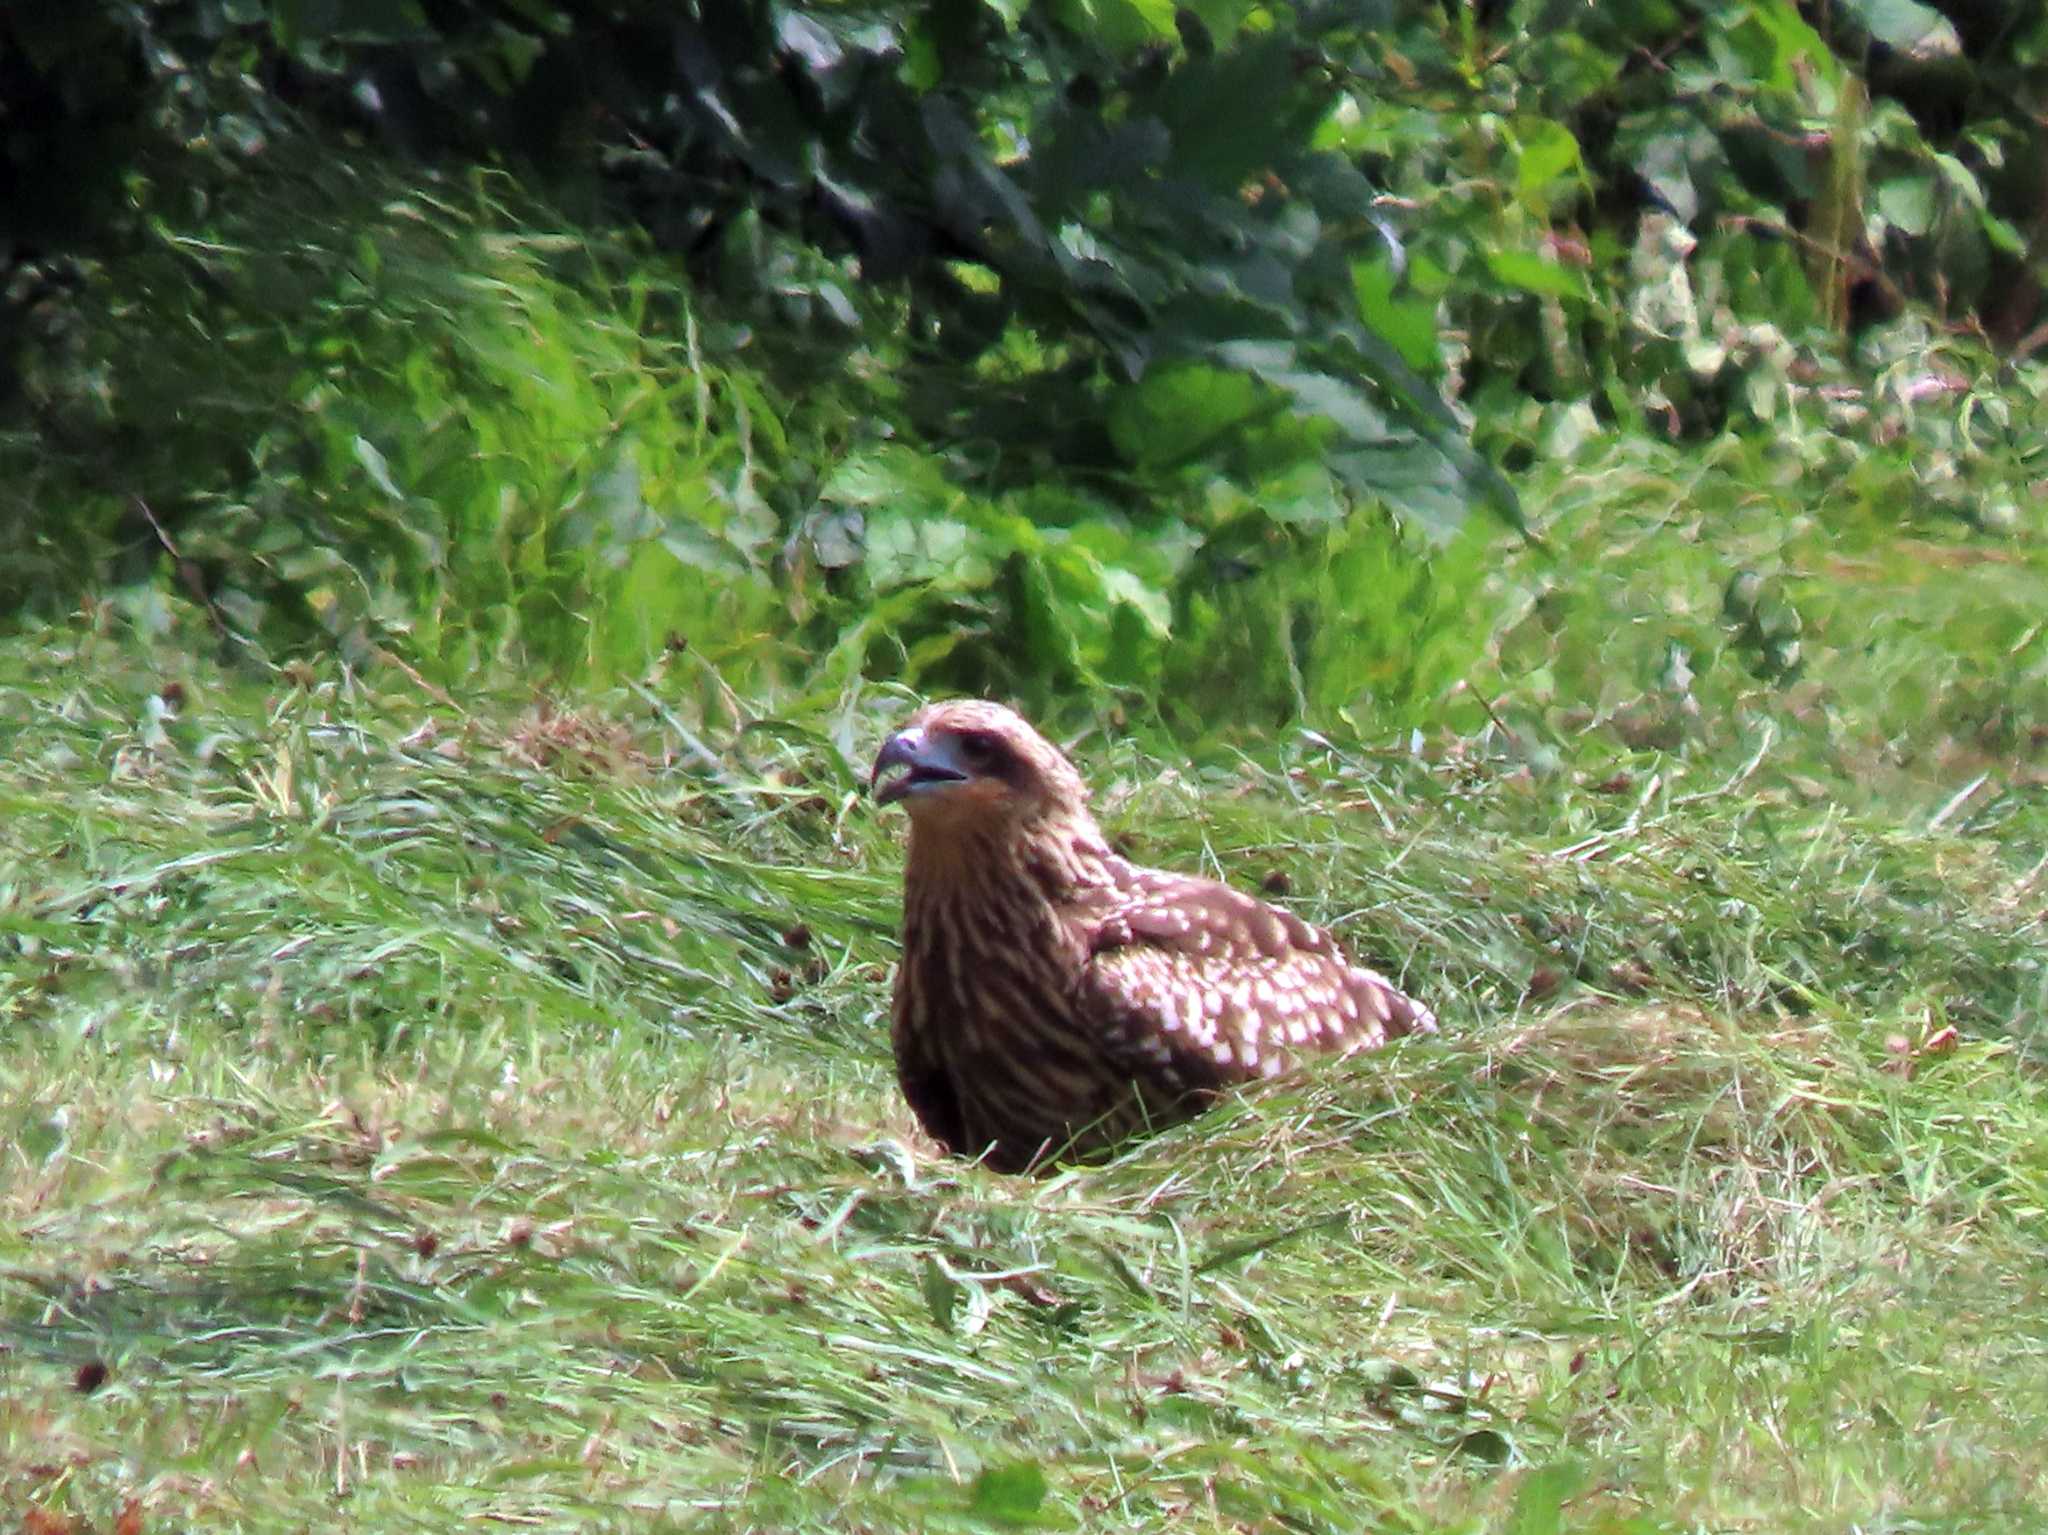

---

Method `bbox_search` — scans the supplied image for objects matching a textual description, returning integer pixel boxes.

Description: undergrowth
[2,161,1495,731]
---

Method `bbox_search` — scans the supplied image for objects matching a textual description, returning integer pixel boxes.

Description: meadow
[7,2,2048,1526]
[6,433,2047,1530]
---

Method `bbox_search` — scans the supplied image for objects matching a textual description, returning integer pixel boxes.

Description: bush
[4,159,1490,729]
[9,0,2043,728]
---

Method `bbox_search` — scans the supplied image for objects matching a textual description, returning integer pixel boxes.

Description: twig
[134,495,230,641]
[627,680,737,784]
[1927,772,1990,832]
[370,644,458,710]
[1461,681,1519,749]
[1672,721,1776,806]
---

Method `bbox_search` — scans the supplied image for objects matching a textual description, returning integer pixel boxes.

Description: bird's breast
[900,881,1086,1043]
[896,872,1150,1160]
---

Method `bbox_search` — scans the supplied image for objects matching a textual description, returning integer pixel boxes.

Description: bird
[871,700,1436,1172]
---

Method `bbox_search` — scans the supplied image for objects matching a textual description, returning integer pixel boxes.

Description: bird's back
[893,853,1433,1170]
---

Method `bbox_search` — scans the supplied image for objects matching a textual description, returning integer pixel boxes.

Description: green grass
[6,442,2048,1532]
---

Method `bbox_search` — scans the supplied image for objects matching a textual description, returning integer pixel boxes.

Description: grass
[7,441,2048,1534]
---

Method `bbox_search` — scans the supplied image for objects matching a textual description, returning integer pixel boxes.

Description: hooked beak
[872,727,971,806]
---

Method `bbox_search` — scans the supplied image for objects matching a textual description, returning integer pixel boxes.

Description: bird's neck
[904,807,1123,919]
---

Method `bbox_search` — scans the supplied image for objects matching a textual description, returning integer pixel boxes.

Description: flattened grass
[5,455,2048,1530]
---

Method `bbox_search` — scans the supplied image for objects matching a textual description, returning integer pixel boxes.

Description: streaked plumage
[871,701,1435,1171]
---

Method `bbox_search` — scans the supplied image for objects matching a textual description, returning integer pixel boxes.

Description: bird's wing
[1075,873,1434,1086]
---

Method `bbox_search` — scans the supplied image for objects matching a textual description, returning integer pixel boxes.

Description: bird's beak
[872,727,972,806]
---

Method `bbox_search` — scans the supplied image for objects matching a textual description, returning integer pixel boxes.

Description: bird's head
[872,701,1089,832]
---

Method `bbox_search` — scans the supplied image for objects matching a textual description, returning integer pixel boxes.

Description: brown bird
[872,700,1436,1171]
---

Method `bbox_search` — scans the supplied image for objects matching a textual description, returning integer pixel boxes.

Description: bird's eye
[956,732,1001,768]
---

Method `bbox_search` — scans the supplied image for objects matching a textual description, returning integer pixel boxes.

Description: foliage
[4,0,1516,519]
[7,0,2048,724]
[1333,0,2048,447]
[3,155,1497,728]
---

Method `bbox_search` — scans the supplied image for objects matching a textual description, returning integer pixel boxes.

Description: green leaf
[352,435,405,501]
[1485,248,1587,300]
[900,23,941,89]
[659,525,749,578]
[1256,462,1344,528]
[1514,119,1585,210]
[1098,566,1172,637]
[1352,259,1438,374]
[1840,0,1962,58]
[1874,174,1935,235]
[1149,36,1327,192]
[968,1461,1049,1523]
[1328,442,1482,547]
[1048,0,1170,55]
[1981,211,2027,256]
[1506,1460,1588,1535]
[1719,1,1839,92]
[1108,364,1267,468]
[1930,152,1988,212]
[819,447,957,517]
[864,510,991,589]
[920,1254,959,1331]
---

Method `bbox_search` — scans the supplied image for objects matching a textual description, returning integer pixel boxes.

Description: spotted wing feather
[1077,873,1434,1088]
